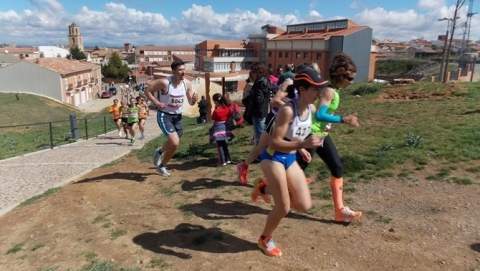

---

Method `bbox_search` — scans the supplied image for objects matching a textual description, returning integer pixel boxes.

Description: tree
[69,46,86,60]
[101,52,130,81]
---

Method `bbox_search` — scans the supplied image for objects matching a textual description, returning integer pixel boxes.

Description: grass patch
[31,243,45,251]
[149,257,170,269]
[79,260,141,271]
[84,251,98,261]
[93,213,111,224]
[466,166,480,173]
[450,177,473,185]
[159,186,176,197]
[18,188,60,207]
[6,243,24,255]
[110,229,127,240]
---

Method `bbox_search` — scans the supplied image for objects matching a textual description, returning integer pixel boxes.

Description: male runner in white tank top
[146,61,198,176]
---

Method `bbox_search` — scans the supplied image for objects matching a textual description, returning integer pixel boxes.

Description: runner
[145,60,198,177]
[308,53,362,223]
[108,99,122,137]
[237,78,294,185]
[136,96,149,140]
[255,67,327,257]
[119,99,129,139]
[127,97,139,145]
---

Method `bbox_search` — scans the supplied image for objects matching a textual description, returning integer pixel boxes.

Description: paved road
[0,112,161,216]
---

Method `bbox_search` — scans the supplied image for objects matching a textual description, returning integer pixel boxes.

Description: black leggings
[216,140,231,164]
[297,135,343,178]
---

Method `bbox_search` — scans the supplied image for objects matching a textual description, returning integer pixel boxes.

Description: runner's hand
[298,148,312,163]
[343,114,360,127]
[301,135,324,149]
[155,101,167,109]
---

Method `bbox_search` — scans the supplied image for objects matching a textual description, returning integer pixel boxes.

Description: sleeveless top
[311,89,340,136]
[157,76,187,114]
[284,100,313,142]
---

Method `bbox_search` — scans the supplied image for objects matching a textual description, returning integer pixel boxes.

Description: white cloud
[0,2,478,46]
[418,0,445,9]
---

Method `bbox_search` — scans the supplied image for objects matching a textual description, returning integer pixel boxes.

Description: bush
[347,83,383,96]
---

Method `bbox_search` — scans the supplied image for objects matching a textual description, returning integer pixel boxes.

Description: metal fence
[0,115,118,160]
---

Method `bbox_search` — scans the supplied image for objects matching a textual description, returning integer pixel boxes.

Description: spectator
[197,96,208,124]
[211,93,233,166]
[250,64,271,144]
[278,64,295,85]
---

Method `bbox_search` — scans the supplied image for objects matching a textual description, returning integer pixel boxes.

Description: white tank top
[285,101,312,141]
[157,76,187,114]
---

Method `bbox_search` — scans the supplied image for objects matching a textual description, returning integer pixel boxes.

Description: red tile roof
[31,58,100,76]
[172,54,195,63]
[1,47,37,54]
[138,45,194,51]
[271,26,368,41]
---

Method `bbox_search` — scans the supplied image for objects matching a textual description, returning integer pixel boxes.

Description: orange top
[138,104,148,119]
[109,104,121,119]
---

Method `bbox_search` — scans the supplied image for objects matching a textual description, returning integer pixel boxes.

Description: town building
[194,40,260,73]
[0,47,40,60]
[248,24,285,64]
[136,45,195,68]
[266,19,373,82]
[68,22,84,51]
[0,58,101,106]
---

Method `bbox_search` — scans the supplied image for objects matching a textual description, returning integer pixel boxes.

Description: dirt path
[0,155,479,271]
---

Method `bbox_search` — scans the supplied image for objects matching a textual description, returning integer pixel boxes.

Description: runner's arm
[186,81,198,105]
[145,79,168,109]
[315,88,343,123]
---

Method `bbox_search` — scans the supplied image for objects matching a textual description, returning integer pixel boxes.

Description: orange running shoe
[236,161,249,185]
[258,237,282,257]
[335,206,362,223]
[251,178,271,203]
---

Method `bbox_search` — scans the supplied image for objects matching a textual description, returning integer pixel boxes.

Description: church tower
[68,23,84,51]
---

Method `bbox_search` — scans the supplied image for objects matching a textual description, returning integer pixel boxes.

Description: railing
[0,115,118,160]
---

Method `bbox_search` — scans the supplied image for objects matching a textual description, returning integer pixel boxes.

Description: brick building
[136,45,195,68]
[266,19,373,82]
[194,40,261,73]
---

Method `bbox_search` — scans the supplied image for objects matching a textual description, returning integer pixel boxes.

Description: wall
[341,28,373,82]
[0,61,62,101]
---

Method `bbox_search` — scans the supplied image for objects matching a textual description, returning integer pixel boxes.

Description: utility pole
[443,0,466,83]
[438,18,453,82]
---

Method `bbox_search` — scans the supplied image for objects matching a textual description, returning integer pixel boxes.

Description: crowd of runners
[108,85,150,145]
[116,55,363,258]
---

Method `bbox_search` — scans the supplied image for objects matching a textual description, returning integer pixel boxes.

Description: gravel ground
[0,112,160,216]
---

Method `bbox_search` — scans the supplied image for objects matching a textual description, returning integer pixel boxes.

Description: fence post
[49,122,54,149]
[103,116,107,134]
[84,118,88,140]
[70,113,79,140]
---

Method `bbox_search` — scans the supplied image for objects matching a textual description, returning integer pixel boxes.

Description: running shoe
[258,237,282,257]
[118,130,123,137]
[335,206,362,223]
[236,161,249,185]
[251,178,271,203]
[153,147,163,167]
[139,133,145,140]
[130,138,135,145]
[157,166,171,177]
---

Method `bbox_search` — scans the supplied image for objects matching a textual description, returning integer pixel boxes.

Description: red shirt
[212,105,231,122]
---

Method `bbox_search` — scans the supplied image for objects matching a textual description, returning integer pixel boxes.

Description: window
[285,52,289,58]
[296,52,301,59]
[279,52,283,58]
[304,52,308,58]
[316,52,321,60]
[268,51,272,57]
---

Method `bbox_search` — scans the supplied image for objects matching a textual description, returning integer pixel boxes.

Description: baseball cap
[294,66,328,87]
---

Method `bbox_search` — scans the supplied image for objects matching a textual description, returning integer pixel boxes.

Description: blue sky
[0,0,478,46]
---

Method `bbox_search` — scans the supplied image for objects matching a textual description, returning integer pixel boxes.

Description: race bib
[169,96,184,108]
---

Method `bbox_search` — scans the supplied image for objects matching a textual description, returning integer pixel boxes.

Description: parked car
[100,91,112,99]
[108,86,117,95]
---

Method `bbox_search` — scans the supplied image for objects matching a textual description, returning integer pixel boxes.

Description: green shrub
[348,83,383,96]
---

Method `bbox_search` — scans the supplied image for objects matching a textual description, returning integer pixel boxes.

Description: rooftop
[31,58,100,76]
[138,45,194,52]
[1,47,38,54]
[271,25,368,41]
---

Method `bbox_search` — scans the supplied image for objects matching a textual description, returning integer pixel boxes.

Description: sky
[0,0,478,46]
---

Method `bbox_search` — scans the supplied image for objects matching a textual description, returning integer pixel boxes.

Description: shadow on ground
[179,198,339,224]
[181,178,251,191]
[132,223,257,259]
[168,158,219,170]
[75,172,155,184]
[471,243,480,253]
